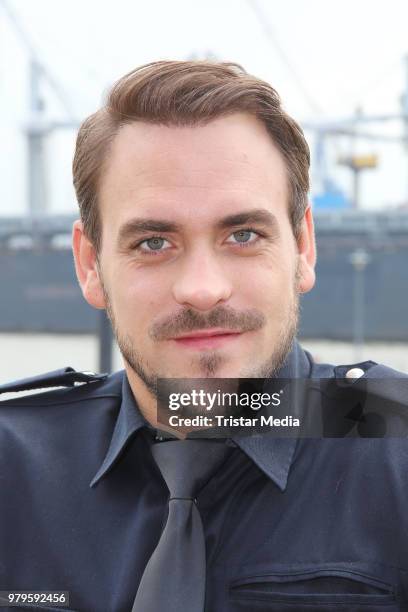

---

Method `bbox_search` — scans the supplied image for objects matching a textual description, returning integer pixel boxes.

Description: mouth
[171,328,244,350]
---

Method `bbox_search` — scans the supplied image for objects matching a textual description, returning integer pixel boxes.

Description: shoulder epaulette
[333,360,377,381]
[0,367,108,395]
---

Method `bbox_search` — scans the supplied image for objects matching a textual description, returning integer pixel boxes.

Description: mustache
[149,306,266,341]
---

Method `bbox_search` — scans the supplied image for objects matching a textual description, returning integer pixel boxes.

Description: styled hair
[73,60,310,252]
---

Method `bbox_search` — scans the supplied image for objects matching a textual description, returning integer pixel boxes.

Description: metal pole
[98,310,113,373]
[352,168,360,209]
[350,249,370,362]
[351,107,362,210]
[28,59,46,220]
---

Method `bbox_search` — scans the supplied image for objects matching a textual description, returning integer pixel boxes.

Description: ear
[72,220,106,309]
[296,204,316,294]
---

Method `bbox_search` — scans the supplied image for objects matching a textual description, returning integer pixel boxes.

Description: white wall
[1,333,407,385]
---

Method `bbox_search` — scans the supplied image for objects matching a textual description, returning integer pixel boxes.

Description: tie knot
[151,439,231,499]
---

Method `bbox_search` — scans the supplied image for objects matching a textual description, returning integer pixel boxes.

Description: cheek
[248,269,297,329]
[113,266,170,319]
[241,256,295,295]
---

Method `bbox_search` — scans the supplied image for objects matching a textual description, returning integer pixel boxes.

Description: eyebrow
[117,208,279,246]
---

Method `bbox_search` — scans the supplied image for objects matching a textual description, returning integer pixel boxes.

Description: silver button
[345,367,365,381]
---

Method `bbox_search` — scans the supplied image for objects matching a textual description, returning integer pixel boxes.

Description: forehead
[98,112,289,229]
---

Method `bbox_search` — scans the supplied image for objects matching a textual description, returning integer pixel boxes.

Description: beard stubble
[100,267,300,399]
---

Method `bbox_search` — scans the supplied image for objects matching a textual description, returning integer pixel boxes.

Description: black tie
[132,439,231,612]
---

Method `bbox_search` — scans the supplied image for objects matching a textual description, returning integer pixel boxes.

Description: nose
[171,249,233,311]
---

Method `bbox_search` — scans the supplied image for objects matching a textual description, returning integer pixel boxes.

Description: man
[1,60,407,611]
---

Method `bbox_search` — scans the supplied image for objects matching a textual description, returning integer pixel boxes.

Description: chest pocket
[229,567,398,611]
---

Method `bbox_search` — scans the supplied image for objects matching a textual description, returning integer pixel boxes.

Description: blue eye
[227,228,261,246]
[232,230,253,243]
[138,236,170,252]
[145,237,165,250]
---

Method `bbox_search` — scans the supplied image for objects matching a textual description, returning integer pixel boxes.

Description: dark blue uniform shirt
[1,342,408,611]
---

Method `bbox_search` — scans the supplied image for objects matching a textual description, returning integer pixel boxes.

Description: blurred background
[1,0,408,382]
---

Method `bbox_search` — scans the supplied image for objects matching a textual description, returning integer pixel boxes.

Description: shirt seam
[0,392,122,408]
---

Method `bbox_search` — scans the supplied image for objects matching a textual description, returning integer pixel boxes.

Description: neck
[125,365,188,438]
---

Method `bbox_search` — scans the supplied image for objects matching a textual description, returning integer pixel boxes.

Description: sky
[1,0,408,217]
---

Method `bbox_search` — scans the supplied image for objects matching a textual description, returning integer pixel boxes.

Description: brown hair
[73,60,310,253]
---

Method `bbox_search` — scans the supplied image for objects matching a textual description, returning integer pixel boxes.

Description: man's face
[81,112,314,392]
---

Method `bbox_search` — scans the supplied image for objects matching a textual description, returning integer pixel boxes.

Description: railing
[1,210,408,247]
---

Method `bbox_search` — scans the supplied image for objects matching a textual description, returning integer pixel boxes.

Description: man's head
[72,60,316,396]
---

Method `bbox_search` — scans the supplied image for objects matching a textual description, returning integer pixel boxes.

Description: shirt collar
[90,340,312,490]
[90,373,146,487]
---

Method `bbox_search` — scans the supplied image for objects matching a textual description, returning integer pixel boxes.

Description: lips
[174,328,241,340]
[171,329,243,349]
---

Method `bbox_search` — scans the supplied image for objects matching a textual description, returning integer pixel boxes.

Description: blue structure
[1,211,408,341]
